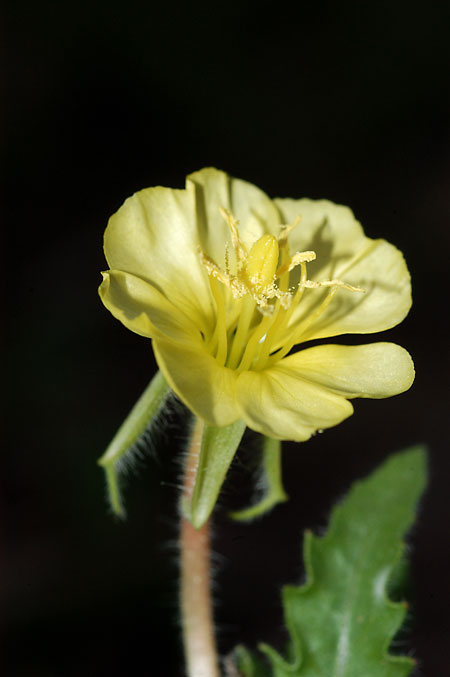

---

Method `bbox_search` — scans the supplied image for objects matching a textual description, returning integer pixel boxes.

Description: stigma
[245,235,279,288]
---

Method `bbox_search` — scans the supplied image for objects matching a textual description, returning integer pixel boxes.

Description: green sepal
[234,645,271,677]
[189,419,246,529]
[98,369,171,518]
[239,446,427,677]
[230,436,288,521]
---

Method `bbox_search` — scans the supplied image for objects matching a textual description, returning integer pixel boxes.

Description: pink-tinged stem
[180,418,220,677]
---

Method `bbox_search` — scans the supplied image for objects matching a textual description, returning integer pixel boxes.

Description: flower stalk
[180,418,220,677]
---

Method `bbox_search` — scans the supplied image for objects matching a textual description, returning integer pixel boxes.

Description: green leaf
[243,446,427,677]
[189,419,246,529]
[230,436,289,521]
[98,369,171,517]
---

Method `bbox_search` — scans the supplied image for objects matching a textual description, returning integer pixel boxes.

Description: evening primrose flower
[99,168,414,442]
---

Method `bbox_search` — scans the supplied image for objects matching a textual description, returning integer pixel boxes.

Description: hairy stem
[180,418,220,677]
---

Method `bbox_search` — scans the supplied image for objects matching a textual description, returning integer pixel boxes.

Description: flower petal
[275,198,367,277]
[104,182,213,330]
[187,167,281,269]
[99,270,199,342]
[153,337,240,427]
[280,343,415,399]
[274,199,411,341]
[235,366,353,441]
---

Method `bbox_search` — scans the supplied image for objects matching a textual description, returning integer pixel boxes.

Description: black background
[4,1,450,675]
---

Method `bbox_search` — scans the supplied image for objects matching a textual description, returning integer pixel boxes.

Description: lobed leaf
[239,446,427,677]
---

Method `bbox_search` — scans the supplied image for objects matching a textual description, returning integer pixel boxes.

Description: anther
[302,279,365,293]
[276,250,316,278]
[220,208,248,263]
[278,215,301,247]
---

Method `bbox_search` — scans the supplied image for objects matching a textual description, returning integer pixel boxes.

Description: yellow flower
[99,168,414,442]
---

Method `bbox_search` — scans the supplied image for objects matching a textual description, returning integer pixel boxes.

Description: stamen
[224,244,230,275]
[276,250,316,278]
[278,215,301,247]
[268,287,339,365]
[208,275,228,366]
[220,208,248,264]
[252,261,308,370]
[276,214,309,293]
[303,279,365,293]
[226,295,256,370]
[199,250,244,298]
[277,229,292,293]
[236,312,276,373]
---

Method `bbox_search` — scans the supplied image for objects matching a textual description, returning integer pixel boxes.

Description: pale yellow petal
[280,343,415,399]
[274,198,367,277]
[274,198,411,341]
[187,167,280,270]
[301,239,411,342]
[99,270,199,342]
[235,366,353,441]
[153,337,240,427]
[104,183,213,331]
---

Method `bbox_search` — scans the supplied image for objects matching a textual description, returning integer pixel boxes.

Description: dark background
[4,1,450,675]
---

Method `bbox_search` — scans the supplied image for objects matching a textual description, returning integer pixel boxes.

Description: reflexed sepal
[234,645,271,677]
[98,369,171,517]
[238,446,427,677]
[230,436,288,521]
[188,420,246,529]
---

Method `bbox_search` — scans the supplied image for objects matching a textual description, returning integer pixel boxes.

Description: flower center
[200,209,363,372]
